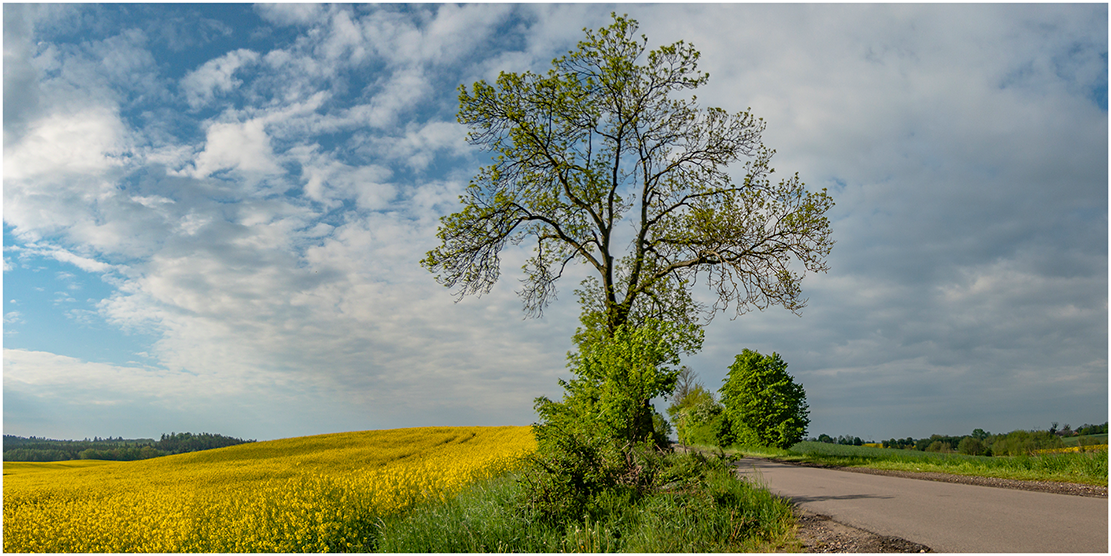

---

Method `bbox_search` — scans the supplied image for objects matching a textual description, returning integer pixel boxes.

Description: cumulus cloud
[181,49,260,109]
[254,3,325,28]
[5,107,129,182]
[186,118,283,180]
[361,120,470,171]
[292,146,395,210]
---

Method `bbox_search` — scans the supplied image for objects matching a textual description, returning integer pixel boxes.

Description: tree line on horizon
[809,421,1108,457]
[2,432,254,462]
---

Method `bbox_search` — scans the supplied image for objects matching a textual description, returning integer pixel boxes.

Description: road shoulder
[793,507,931,553]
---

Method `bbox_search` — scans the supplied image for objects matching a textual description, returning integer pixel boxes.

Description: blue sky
[4,4,1107,442]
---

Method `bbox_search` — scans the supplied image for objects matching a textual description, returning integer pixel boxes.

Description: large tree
[422,14,834,336]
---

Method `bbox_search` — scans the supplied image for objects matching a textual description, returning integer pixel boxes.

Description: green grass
[376,451,799,552]
[716,442,1107,486]
[1062,433,1108,447]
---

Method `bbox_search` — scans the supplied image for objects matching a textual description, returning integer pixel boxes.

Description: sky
[3,3,1107,443]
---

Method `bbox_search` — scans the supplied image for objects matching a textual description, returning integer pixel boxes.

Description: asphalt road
[736,457,1108,553]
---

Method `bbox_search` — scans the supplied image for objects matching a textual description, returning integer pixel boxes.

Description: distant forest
[812,422,1108,456]
[3,432,254,462]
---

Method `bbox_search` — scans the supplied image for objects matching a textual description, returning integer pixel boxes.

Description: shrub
[990,430,1063,456]
[379,450,797,552]
[668,384,727,446]
[925,440,952,453]
[958,436,986,456]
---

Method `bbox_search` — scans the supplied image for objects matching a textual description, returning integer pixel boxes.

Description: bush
[990,430,1063,456]
[378,450,797,552]
[958,436,986,456]
[517,432,661,524]
[925,440,951,453]
[668,384,721,445]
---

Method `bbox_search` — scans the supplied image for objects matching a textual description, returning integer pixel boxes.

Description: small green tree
[667,381,720,445]
[534,318,698,451]
[957,436,985,456]
[526,318,694,520]
[719,349,809,449]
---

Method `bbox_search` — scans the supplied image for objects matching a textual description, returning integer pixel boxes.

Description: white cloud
[47,249,115,274]
[255,3,326,27]
[362,120,470,171]
[293,148,395,210]
[4,107,129,181]
[186,118,283,180]
[181,49,260,109]
[361,4,512,68]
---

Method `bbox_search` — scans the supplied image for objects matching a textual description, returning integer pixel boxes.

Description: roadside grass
[377,450,799,552]
[710,442,1107,486]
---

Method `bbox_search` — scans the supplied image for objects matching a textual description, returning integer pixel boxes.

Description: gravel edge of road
[791,507,932,553]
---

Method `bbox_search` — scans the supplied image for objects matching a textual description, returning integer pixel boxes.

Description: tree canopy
[422,14,834,337]
[719,349,810,449]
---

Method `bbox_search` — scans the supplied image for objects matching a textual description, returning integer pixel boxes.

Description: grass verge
[377,450,798,552]
[708,442,1107,486]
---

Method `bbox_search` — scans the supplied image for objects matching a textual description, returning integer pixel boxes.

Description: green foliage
[528,319,700,524]
[652,412,673,443]
[925,440,951,453]
[712,411,738,448]
[664,367,749,449]
[957,436,986,456]
[989,429,1063,456]
[422,13,834,335]
[1074,422,1109,436]
[719,349,809,449]
[536,319,700,449]
[667,382,718,443]
[377,451,797,552]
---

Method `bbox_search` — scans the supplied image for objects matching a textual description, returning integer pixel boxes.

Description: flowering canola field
[4,426,535,552]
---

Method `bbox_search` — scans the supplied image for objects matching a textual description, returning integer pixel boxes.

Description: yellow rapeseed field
[3,426,536,552]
